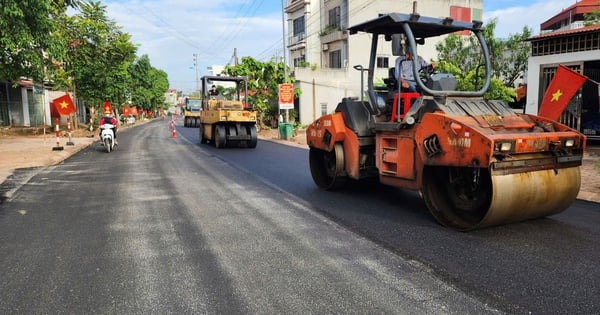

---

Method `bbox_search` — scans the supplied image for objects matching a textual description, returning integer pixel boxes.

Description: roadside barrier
[52,118,64,151]
[169,119,177,138]
[66,117,74,145]
[87,117,95,138]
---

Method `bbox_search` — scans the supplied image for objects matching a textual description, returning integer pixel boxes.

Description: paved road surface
[0,120,501,314]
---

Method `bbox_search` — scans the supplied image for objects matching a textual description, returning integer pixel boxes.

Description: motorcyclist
[98,109,118,145]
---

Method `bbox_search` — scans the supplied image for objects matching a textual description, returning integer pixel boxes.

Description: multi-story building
[284,0,483,125]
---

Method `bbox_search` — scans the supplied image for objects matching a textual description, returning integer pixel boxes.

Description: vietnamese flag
[103,101,112,114]
[122,106,130,116]
[52,93,76,116]
[538,65,587,121]
[49,101,60,118]
[130,106,138,116]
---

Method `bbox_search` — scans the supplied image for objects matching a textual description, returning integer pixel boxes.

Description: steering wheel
[418,64,435,86]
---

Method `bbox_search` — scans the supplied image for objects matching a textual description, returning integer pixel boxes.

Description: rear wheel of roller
[237,124,248,148]
[247,124,257,148]
[198,124,205,144]
[309,143,347,190]
[227,125,237,147]
[215,125,227,148]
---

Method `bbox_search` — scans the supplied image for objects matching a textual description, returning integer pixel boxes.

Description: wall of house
[525,50,599,114]
[6,84,24,126]
[0,82,76,127]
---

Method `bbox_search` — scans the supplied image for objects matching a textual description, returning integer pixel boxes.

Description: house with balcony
[284,0,483,125]
[524,0,600,139]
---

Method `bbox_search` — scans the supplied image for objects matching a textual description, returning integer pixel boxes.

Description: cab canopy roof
[201,75,247,83]
[347,13,482,38]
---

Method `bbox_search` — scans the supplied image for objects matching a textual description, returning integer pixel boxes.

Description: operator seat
[384,67,398,91]
[388,63,422,93]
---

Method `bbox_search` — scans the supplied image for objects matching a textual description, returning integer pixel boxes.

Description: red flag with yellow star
[52,93,76,116]
[538,65,587,121]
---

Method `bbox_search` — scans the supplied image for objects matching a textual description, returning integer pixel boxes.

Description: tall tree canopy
[1,0,170,119]
[434,19,531,101]
[62,1,137,111]
[129,54,169,111]
[584,3,600,26]
[0,0,76,82]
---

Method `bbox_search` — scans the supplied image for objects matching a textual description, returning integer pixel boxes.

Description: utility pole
[281,0,289,122]
[193,53,199,95]
[281,0,288,81]
[234,48,239,66]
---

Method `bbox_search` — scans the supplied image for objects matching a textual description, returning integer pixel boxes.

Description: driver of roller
[394,47,432,92]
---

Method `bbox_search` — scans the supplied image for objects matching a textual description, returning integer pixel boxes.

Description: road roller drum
[422,165,581,231]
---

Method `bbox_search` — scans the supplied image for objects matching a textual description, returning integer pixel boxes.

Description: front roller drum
[422,166,581,231]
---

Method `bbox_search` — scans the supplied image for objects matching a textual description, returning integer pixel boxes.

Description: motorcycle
[100,123,116,153]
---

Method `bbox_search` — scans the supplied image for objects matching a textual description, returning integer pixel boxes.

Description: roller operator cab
[198,75,258,148]
[306,13,586,231]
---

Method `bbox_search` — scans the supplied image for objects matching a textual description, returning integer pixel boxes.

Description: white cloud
[99,0,582,92]
[483,0,578,38]
[103,0,284,93]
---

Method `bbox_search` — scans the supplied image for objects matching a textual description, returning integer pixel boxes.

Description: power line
[113,2,201,51]
[210,0,267,60]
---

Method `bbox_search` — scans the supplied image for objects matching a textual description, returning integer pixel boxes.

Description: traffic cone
[172,126,177,138]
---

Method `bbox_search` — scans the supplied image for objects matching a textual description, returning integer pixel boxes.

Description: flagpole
[42,88,47,144]
[586,77,600,85]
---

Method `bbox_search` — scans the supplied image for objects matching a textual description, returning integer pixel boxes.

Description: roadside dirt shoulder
[0,121,140,184]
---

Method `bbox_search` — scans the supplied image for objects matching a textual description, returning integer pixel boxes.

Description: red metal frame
[391,92,420,121]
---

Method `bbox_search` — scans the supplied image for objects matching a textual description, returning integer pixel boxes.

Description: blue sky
[101,0,579,93]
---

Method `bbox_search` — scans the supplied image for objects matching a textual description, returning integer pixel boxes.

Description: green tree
[497,26,531,87]
[146,67,169,111]
[64,1,137,115]
[1,0,169,121]
[223,56,299,127]
[0,0,82,82]
[128,55,169,112]
[435,18,530,101]
[584,1,600,26]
